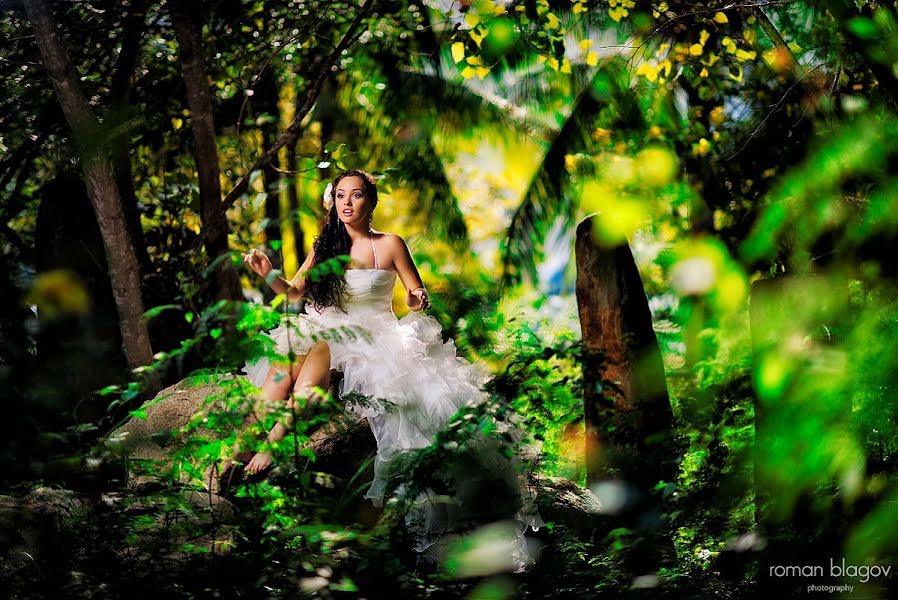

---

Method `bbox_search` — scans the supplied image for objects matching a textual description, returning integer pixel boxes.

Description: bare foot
[245,451,273,474]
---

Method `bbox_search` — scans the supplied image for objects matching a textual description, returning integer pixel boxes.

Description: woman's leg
[230,358,305,466]
[244,341,332,474]
[287,340,333,423]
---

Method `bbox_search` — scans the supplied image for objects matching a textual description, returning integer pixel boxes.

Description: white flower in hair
[322,182,334,211]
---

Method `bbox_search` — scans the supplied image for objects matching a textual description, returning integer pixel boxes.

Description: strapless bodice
[309,269,397,316]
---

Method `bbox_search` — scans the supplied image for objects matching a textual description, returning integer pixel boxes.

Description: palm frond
[500,61,640,289]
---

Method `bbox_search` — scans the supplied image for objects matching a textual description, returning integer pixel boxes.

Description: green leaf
[270,240,283,251]
[129,409,148,420]
[185,312,194,324]
[209,328,223,339]
[143,304,180,320]
[846,18,878,40]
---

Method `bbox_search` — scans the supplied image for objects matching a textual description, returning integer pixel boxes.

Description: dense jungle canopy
[3,0,898,598]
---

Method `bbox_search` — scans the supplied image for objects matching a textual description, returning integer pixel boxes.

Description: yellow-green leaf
[728,64,744,82]
[722,37,737,54]
[470,27,485,47]
[608,6,628,22]
[637,62,659,82]
[451,42,465,64]
[712,12,728,24]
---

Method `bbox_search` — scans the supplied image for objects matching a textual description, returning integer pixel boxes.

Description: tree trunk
[749,275,852,528]
[574,216,675,490]
[256,70,283,278]
[169,0,241,302]
[108,0,153,279]
[24,0,154,373]
[575,217,676,571]
[286,128,305,267]
[749,274,853,591]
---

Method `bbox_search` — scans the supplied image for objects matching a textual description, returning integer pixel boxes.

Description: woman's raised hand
[407,287,430,312]
[242,248,273,280]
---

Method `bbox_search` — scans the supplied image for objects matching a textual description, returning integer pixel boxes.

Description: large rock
[109,376,608,534]
[531,474,605,533]
[109,374,375,496]
[0,485,240,581]
[0,488,89,573]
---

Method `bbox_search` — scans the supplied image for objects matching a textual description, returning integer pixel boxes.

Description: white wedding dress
[242,236,543,570]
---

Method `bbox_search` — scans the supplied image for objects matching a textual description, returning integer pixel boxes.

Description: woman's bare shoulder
[372,230,406,246]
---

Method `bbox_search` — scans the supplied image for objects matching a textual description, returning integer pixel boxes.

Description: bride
[235,169,542,567]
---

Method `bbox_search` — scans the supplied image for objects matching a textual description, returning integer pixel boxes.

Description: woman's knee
[263,365,293,390]
[308,340,331,362]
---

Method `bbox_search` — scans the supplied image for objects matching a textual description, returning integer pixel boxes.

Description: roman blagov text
[769,559,893,583]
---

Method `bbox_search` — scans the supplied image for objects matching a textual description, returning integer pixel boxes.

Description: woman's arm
[283,248,316,302]
[242,247,315,302]
[387,234,430,311]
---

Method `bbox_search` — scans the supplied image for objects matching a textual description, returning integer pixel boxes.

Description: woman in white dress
[236,170,542,568]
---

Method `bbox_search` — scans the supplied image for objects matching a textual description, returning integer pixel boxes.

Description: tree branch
[23,0,101,143]
[189,0,379,253]
[750,2,799,71]
[108,0,150,104]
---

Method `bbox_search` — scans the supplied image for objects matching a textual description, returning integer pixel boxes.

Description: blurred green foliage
[4,0,898,597]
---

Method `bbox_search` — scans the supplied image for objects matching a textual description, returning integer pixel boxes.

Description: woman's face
[334,175,373,227]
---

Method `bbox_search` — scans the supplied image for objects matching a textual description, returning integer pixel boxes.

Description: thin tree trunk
[749,5,799,71]
[24,0,154,372]
[286,127,305,266]
[108,0,152,278]
[256,70,283,275]
[169,0,241,301]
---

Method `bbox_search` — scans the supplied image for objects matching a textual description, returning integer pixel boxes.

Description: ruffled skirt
[242,307,543,570]
[243,308,492,500]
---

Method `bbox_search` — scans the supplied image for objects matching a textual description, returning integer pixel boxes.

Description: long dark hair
[306,170,379,312]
